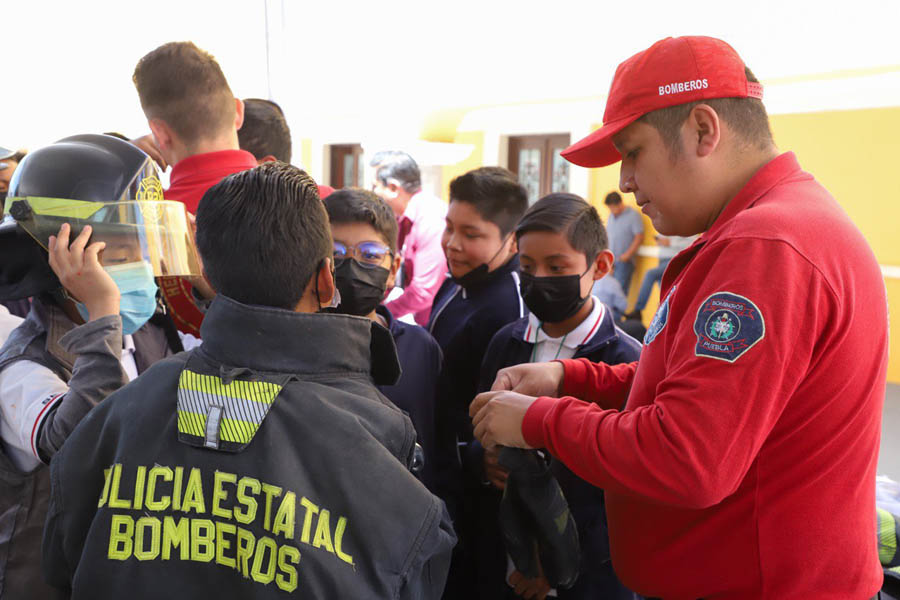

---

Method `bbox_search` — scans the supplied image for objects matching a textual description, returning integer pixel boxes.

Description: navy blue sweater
[427,257,526,493]
[478,307,641,599]
[375,305,442,492]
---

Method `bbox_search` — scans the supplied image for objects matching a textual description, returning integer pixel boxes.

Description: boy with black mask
[323,188,443,491]
[479,193,641,599]
[426,167,528,599]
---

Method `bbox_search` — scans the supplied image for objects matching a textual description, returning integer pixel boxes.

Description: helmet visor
[3,195,201,277]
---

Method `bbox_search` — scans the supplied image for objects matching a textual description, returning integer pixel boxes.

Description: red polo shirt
[162,150,257,335]
[165,149,259,214]
[522,153,887,598]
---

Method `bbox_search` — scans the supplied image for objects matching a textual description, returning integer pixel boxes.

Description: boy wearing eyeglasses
[323,189,444,492]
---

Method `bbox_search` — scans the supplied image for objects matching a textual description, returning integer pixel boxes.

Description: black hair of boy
[448,166,528,236]
[196,162,329,310]
[604,191,623,205]
[516,192,608,263]
[238,98,292,163]
[323,188,398,253]
[370,151,421,194]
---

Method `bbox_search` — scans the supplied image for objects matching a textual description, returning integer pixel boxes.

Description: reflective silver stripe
[205,405,224,449]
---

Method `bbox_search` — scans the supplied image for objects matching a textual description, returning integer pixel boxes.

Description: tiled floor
[880,384,900,481]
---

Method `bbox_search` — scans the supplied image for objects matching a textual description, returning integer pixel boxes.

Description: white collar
[524,296,606,348]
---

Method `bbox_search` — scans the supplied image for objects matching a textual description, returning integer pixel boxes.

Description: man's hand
[491,362,565,396]
[49,224,120,321]
[483,445,509,490]
[131,134,167,170]
[470,390,538,449]
[509,569,551,599]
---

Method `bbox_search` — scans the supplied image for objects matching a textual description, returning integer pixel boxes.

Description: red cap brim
[561,113,642,168]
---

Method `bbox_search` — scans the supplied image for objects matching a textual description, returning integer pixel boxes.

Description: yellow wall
[299,138,312,174]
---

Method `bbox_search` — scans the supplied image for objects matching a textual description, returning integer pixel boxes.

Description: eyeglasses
[333,241,393,269]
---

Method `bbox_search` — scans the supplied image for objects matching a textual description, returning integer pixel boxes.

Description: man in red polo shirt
[132,42,258,335]
[471,36,887,599]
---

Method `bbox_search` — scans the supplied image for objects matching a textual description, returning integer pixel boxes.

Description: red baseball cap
[562,36,763,168]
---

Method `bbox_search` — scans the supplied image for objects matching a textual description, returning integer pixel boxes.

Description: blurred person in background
[0,145,32,317]
[370,150,447,325]
[624,234,696,321]
[603,191,644,293]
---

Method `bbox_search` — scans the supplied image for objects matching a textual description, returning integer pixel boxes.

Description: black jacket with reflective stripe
[43,295,456,599]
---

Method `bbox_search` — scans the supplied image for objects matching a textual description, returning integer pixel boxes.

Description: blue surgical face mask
[77,260,159,335]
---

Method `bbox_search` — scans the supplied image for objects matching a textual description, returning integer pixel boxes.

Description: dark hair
[370,151,421,194]
[238,98,292,163]
[516,193,607,263]
[196,162,330,310]
[639,67,773,156]
[324,188,398,253]
[604,191,622,205]
[133,42,235,146]
[448,167,528,236]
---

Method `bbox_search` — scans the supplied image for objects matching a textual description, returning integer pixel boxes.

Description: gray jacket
[0,296,172,599]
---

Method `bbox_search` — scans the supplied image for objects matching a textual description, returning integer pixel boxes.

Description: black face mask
[334,259,390,317]
[450,234,512,289]
[519,268,591,323]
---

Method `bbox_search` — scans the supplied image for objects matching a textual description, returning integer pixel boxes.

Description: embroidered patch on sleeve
[693,291,765,363]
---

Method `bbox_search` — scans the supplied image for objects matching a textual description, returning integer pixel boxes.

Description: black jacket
[43,295,456,599]
[478,307,641,599]
[375,305,442,492]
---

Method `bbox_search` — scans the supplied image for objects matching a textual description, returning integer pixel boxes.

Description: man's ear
[686,104,721,158]
[507,234,518,257]
[148,119,174,154]
[257,155,278,165]
[591,249,615,281]
[234,98,245,131]
[297,258,337,313]
[315,257,336,309]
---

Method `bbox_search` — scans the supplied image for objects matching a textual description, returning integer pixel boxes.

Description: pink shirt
[385,190,447,325]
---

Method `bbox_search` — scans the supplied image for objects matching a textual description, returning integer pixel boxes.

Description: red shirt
[165,149,258,213]
[162,150,258,335]
[522,153,887,599]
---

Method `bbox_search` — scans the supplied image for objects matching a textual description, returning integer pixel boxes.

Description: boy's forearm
[37,315,128,461]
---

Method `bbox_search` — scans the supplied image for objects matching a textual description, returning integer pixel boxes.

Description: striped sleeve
[0,360,68,469]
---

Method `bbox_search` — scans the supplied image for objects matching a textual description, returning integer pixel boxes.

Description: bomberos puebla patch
[693,292,765,363]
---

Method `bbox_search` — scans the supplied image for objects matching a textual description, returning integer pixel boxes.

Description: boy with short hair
[42,163,455,598]
[427,166,529,598]
[323,188,443,491]
[480,192,641,599]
